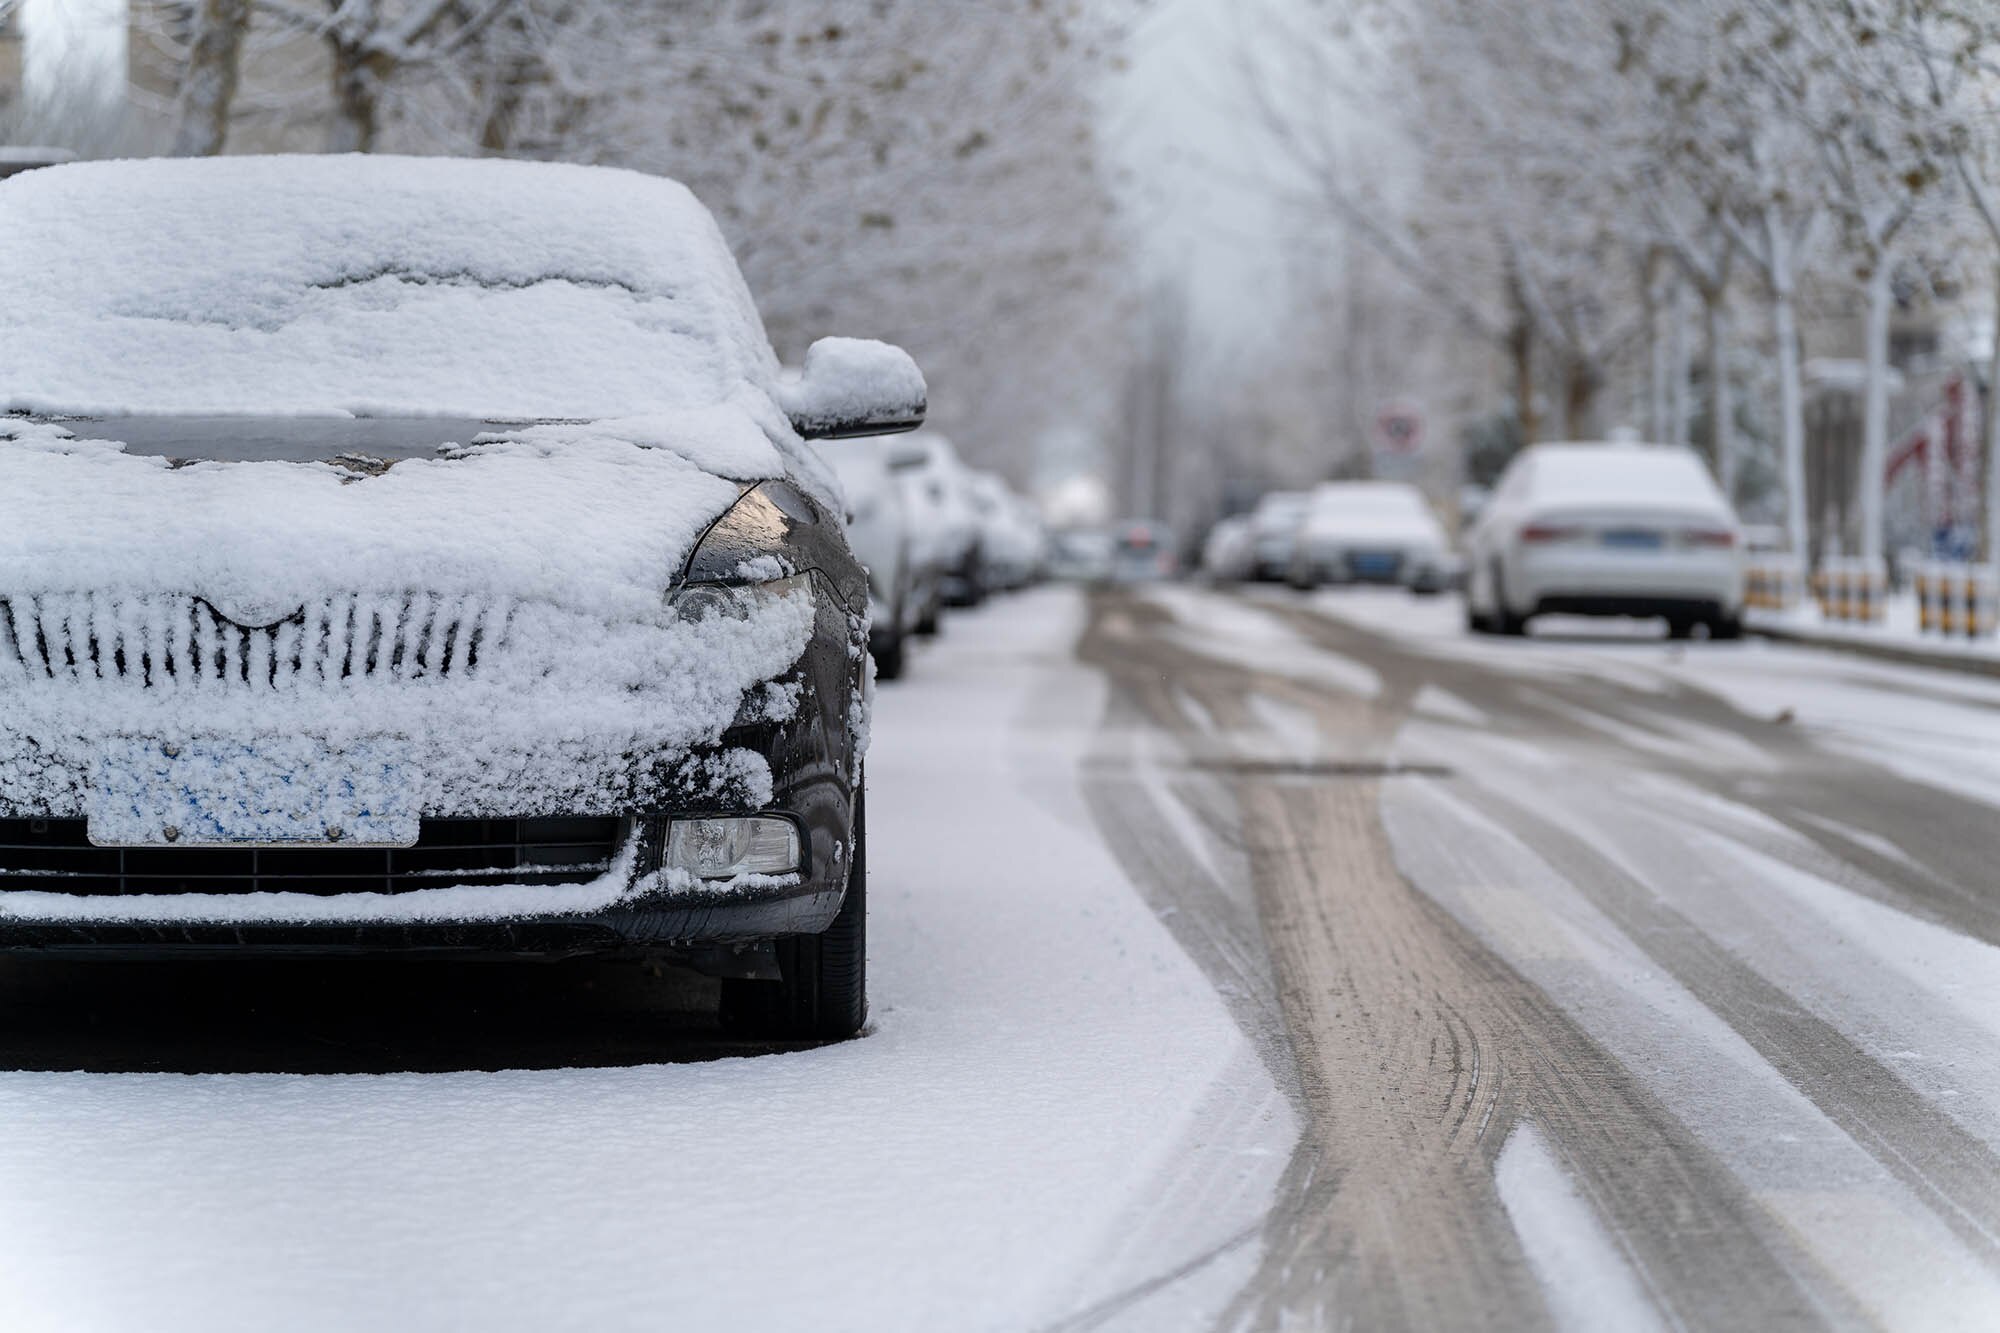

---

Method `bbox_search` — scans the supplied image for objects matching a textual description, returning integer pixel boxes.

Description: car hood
[0,411,792,620]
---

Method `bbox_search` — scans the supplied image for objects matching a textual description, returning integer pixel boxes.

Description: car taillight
[1681,528,1737,548]
[1519,523,1583,544]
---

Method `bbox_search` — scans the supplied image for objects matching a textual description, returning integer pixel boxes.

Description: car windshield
[0,156,779,419]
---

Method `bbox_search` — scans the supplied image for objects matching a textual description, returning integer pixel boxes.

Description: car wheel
[872,631,906,681]
[1709,614,1743,641]
[720,785,868,1042]
[1666,616,1696,640]
[1491,562,1528,635]
[914,601,940,636]
[1466,603,1492,634]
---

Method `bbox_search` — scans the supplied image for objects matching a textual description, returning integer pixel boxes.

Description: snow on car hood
[0,412,784,619]
[0,412,821,827]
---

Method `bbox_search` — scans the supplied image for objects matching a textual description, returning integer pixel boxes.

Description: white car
[964,471,1043,592]
[820,436,927,679]
[899,434,983,618]
[1248,490,1311,581]
[1202,515,1257,581]
[1464,442,1744,639]
[1288,482,1451,593]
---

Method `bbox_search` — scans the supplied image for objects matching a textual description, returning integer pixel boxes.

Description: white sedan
[1288,481,1452,593]
[1464,442,1744,639]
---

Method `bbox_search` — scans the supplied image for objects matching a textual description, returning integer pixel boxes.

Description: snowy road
[11,581,2000,1330]
[1083,582,2000,1330]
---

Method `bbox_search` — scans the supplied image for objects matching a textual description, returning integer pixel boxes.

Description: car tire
[1666,616,1696,640]
[914,601,940,636]
[873,632,906,681]
[1709,614,1743,641]
[720,786,868,1042]
[1491,562,1528,635]
[1467,603,1492,634]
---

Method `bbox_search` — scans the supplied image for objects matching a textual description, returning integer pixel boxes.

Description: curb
[1750,621,2000,679]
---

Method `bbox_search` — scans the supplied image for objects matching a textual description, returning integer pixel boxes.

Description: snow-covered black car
[0,156,926,1040]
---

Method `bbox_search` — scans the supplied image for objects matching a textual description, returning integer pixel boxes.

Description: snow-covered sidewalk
[1749,593,2000,677]
[0,587,1293,1332]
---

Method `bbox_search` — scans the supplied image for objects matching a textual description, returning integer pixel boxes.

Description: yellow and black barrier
[1914,562,2000,637]
[1812,558,1888,624]
[1744,558,1804,611]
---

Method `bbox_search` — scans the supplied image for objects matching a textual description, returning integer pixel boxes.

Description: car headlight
[669,572,816,623]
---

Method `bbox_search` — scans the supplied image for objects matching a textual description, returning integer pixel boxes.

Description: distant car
[1248,491,1311,581]
[1288,481,1451,593]
[0,154,931,1040]
[1464,442,1744,639]
[1111,520,1178,582]
[0,148,75,181]
[897,434,980,629]
[1201,515,1257,581]
[1047,528,1115,582]
[964,471,1044,592]
[821,435,929,680]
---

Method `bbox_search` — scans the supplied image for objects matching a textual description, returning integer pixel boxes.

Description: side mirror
[777,337,927,440]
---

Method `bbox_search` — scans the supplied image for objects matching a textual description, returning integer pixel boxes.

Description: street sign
[1374,404,1425,456]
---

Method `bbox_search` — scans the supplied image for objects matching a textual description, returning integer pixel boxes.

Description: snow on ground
[1143,584,1380,697]
[1305,587,2000,808]
[0,587,1294,1332]
[1494,1122,1666,1333]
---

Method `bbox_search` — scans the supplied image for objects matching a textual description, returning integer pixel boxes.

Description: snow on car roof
[1524,443,1729,511]
[1307,481,1430,514]
[0,155,781,419]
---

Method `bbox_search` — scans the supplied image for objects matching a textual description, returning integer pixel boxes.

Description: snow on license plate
[86,738,419,847]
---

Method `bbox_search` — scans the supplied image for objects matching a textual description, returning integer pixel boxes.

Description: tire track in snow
[1078,588,1831,1330]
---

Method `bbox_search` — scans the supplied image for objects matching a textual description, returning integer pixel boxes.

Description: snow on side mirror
[778,337,927,440]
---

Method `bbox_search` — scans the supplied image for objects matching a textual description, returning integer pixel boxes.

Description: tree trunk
[1646,256,1671,443]
[1774,286,1807,555]
[1704,289,1734,502]
[1668,280,1692,446]
[171,0,251,156]
[1565,356,1599,440]
[1859,258,1894,565]
[1986,270,2000,565]
[328,44,382,153]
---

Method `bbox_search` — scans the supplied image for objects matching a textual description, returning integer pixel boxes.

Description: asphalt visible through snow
[1076,582,2000,1331]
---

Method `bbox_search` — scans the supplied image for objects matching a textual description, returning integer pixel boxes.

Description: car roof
[0,155,778,419]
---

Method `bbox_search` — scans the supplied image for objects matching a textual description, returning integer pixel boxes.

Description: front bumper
[0,587,866,957]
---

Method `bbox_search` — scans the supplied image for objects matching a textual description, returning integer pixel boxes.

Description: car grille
[0,817,626,896]
[0,593,510,689]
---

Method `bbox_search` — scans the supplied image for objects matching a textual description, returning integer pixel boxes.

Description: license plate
[1601,529,1663,550]
[1349,552,1402,576]
[87,738,419,847]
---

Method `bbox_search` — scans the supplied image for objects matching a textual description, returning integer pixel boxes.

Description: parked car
[899,434,983,619]
[1288,481,1452,593]
[1248,490,1312,581]
[1047,528,1116,582]
[820,435,930,681]
[1463,442,1744,639]
[1201,515,1257,581]
[1111,520,1179,582]
[0,154,929,1040]
[965,473,1045,592]
[0,148,75,181]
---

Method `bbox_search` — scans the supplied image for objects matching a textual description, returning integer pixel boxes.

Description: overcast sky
[1105,0,1303,362]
